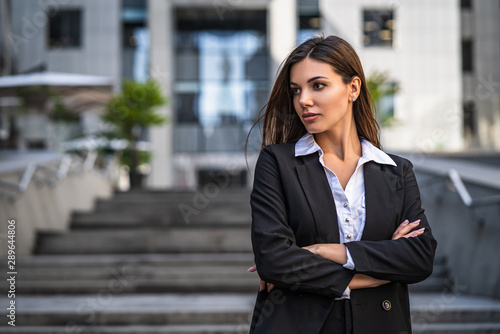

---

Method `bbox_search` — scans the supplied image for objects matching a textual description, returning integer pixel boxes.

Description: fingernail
[247,267,254,272]
[403,220,409,224]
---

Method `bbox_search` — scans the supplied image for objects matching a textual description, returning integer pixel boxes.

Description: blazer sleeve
[345,159,438,284]
[251,146,354,298]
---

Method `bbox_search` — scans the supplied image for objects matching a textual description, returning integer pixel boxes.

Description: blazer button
[382,300,391,311]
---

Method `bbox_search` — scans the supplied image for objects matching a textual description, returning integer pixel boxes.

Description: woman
[246,36,437,334]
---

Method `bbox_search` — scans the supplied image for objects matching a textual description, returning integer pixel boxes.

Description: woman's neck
[313,119,361,161]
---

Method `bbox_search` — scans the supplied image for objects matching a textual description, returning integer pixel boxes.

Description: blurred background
[0,0,499,333]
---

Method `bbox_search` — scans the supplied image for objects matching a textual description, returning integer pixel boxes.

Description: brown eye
[291,87,301,95]
[313,82,326,90]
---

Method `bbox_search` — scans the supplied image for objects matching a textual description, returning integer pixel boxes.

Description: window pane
[174,9,269,153]
[49,10,82,48]
[363,10,394,47]
[462,40,473,72]
[175,93,199,123]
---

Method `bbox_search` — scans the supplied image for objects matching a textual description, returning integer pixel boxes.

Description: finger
[247,265,257,272]
[259,280,266,292]
[267,283,275,292]
[412,227,425,237]
[402,227,425,239]
[392,220,409,237]
[394,220,420,237]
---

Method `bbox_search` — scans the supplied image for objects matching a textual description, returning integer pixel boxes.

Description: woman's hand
[349,274,390,289]
[302,243,348,265]
[247,265,275,292]
[392,219,425,240]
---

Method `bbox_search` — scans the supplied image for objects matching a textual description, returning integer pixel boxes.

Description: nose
[298,90,313,108]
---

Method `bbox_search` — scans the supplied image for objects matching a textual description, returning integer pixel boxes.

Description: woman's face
[290,58,355,135]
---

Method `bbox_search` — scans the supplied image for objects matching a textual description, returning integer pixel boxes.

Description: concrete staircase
[1,189,500,333]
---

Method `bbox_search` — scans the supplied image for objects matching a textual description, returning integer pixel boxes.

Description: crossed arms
[250,146,437,298]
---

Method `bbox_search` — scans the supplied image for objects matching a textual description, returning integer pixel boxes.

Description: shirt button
[343,203,348,208]
[347,234,352,239]
[345,218,349,222]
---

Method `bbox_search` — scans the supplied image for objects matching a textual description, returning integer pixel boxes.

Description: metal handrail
[447,168,500,225]
[448,169,500,207]
[0,151,100,202]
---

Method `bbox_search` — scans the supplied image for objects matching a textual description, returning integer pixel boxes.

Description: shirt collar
[295,132,397,167]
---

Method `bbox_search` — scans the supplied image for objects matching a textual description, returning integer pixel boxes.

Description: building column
[147,0,174,188]
[268,0,297,79]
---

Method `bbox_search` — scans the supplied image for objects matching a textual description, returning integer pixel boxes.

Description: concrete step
[94,199,250,214]
[13,253,257,294]
[2,293,500,332]
[411,293,500,324]
[35,226,251,254]
[94,197,251,206]
[0,294,255,326]
[17,264,254,280]
[2,324,500,334]
[111,190,251,202]
[15,278,259,294]
[15,253,254,268]
[71,211,250,227]
[412,323,500,334]
[0,325,250,334]
[7,253,441,295]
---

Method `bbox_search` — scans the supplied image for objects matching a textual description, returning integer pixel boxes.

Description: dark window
[298,15,321,44]
[462,39,473,72]
[363,9,394,47]
[121,0,148,81]
[48,10,82,48]
[463,100,476,138]
[297,0,320,44]
[461,0,472,9]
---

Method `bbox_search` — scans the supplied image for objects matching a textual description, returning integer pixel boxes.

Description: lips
[302,112,320,122]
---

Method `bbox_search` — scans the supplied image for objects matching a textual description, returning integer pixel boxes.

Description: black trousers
[319,299,353,334]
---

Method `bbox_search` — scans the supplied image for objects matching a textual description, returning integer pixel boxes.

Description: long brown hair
[247,35,381,151]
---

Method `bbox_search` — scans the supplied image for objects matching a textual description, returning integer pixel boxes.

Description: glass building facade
[173,9,269,153]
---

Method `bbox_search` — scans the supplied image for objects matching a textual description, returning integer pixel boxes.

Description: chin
[304,126,326,134]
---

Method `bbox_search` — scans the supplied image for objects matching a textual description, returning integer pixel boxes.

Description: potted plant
[366,70,400,127]
[101,80,167,189]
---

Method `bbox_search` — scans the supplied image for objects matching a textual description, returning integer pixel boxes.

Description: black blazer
[249,143,437,334]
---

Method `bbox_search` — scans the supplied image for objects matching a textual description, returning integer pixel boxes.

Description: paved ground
[3,292,500,315]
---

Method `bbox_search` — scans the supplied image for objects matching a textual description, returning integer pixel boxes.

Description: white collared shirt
[295,133,397,298]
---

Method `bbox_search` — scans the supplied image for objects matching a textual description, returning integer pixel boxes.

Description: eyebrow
[290,76,328,86]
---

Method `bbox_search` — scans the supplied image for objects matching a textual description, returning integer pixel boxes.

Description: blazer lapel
[296,153,340,243]
[362,161,398,241]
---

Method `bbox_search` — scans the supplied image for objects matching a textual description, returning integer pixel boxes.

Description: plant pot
[129,171,145,189]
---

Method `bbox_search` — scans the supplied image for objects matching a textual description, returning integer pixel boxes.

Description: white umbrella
[0,72,115,113]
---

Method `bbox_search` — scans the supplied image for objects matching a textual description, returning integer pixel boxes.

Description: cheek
[324,88,348,108]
